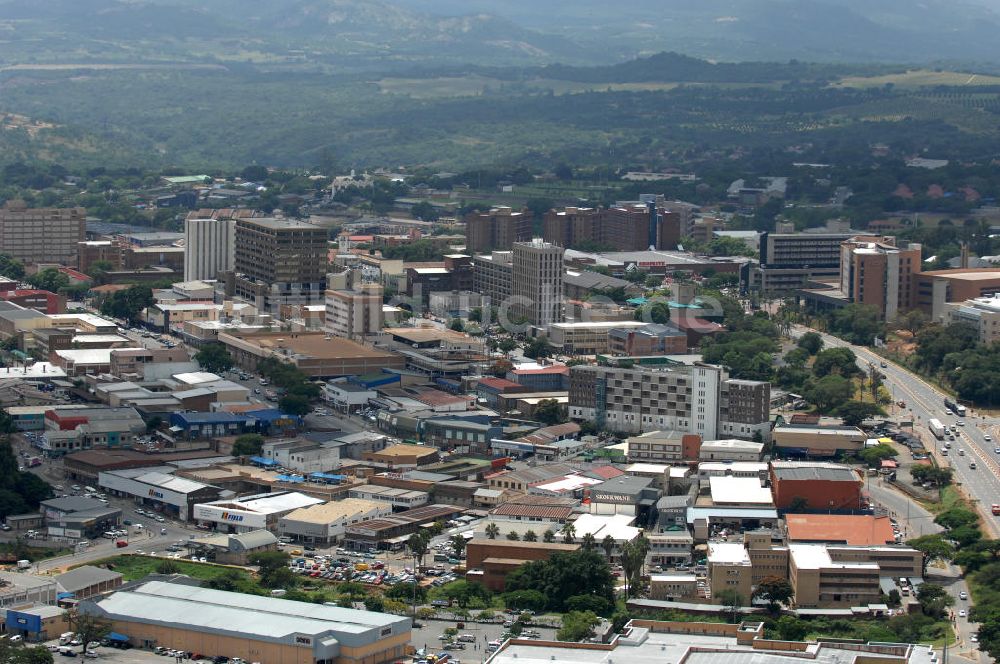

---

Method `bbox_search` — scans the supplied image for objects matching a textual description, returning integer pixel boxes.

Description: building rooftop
[282,499,385,524]
[56,565,122,594]
[223,331,399,361]
[238,217,323,231]
[201,491,323,515]
[785,514,896,546]
[590,475,654,497]
[709,476,773,505]
[87,580,408,647]
[707,541,751,565]
[571,513,640,542]
[789,544,880,571]
[771,462,860,483]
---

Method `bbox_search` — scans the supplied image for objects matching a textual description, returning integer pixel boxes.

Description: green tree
[28,268,70,293]
[99,285,153,323]
[796,331,824,355]
[837,401,884,427]
[449,318,465,332]
[363,595,385,612]
[716,589,744,623]
[562,523,576,544]
[803,374,854,413]
[634,302,671,324]
[534,399,566,426]
[407,530,431,568]
[449,534,467,559]
[602,534,615,559]
[812,347,860,377]
[386,582,428,604]
[410,201,440,222]
[556,611,600,642]
[278,394,312,416]
[907,534,955,573]
[231,433,264,456]
[67,611,112,653]
[752,576,794,612]
[543,530,555,543]
[0,253,25,280]
[581,532,596,551]
[523,336,553,360]
[502,589,548,612]
[250,550,297,588]
[506,531,520,541]
[522,530,538,542]
[194,343,234,373]
[505,550,614,613]
[485,523,501,540]
[857,443,898,468]
[155,560,181,574]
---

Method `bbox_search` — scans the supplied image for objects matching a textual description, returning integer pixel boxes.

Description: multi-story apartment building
[232,218,328,314]
[511,239,564,328]
[472,251,513,307]
[838,237,921,320]
[569,362,770,439]
[184,215,236,281]
[750,231,853,293]
[465,207,532,252]
[0,201,85,266]
[542,204,681,251]
[324,270,383,340]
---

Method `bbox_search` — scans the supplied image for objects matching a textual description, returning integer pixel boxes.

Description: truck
[27,457,41,468]
[944,397,968,417]
[16,559,30,570]
[929,418,946,440]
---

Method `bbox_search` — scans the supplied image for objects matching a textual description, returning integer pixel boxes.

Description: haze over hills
[5,0,1000,67]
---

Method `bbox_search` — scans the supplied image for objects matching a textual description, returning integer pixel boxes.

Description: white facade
[691,365,720,440]
[184,217,235,282]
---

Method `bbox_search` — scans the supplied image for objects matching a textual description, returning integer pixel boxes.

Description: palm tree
[407,531,430,569]
[581,532,596,551]
[523,530,538,542]
[561,523,576,544]
[485,523,501,540]
[602,534,615,560]
[450,534,467,559]
[506,531,520,541]
[543,530,555,543]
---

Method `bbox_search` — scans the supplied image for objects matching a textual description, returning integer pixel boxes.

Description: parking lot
[410,617,558,661]
[41,643,180,664]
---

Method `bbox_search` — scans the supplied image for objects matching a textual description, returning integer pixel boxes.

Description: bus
[944,398,968,417]
[928,418,946,440]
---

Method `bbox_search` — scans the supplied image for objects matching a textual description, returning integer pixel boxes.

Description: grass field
[82,555,249,582]
[835,69,1000,89]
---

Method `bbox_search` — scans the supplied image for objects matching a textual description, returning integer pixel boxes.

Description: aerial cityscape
[4,2,1000,664]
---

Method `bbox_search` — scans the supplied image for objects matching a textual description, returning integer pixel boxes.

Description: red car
[116,540,128,548]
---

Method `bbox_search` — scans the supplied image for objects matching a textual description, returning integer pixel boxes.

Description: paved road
[793,326,992,662]
[792,325,1000,536]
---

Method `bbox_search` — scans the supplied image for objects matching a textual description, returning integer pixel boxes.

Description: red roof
[588,465,626,480]
[57,267,90,281]
[673,317,724,333]
[478,377,522,391]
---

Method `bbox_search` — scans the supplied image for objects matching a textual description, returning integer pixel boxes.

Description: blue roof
[107,633,129,642]
[275,474,304,483]
[310,472,346,482]
[626,297,647,305]
[247,408,300,423]
[249,456,278,467]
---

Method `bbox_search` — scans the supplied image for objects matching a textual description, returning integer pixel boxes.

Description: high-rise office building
[568,361,771,439]
[0,200,85,266]
[184,216,236,281]
[542,205,681,251]
[232,218,328,314]
[324,270,384,340]
[465,207,532,252]
[511,239,564,328]
[838,236,921,321]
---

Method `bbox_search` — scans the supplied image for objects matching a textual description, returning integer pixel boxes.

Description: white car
[959,609,967,618]
[960,591,968,600]
[985,435,993,442]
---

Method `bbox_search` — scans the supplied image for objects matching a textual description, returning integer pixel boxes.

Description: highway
[793,326,1000,535]
[794,326,998,660]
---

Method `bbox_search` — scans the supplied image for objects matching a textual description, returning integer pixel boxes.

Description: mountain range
[5,0,1000,66]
